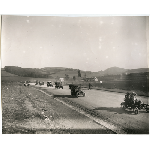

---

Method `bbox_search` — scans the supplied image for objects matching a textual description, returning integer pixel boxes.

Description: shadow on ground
[93,107,148,115]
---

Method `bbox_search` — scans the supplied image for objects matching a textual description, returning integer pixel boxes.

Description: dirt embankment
[2,82,113,134]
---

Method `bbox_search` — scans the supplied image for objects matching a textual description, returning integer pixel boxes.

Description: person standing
[88,83,92,90]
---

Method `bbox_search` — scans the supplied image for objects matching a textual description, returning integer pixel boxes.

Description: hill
[126,68,149,74]
[2,66,149,79]
[97,67,149,76]
[100,67,127,75]
[1,69,18,77]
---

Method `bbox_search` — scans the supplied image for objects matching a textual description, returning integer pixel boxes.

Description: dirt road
[34,84,149,134]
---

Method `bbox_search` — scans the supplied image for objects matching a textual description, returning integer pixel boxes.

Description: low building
[94,77,98,81]
[59,78,64,82]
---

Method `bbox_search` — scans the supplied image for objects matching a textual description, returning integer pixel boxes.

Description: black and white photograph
[1,15,149,135]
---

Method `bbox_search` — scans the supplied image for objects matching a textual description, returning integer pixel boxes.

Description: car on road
[55,82,63,89]
[39,81,44,86]
[47,81,53,87]
[121,92,149,114]
[24,81,30,86]
[70,85,85,98]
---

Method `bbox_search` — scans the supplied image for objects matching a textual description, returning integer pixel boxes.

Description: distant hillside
[101,67,127,75]
[1,69,18,77]
[98,67,149,76]
[3,66,49,78]
[43,67,78,75]
[126,68,149,74]
[2,66,149,79]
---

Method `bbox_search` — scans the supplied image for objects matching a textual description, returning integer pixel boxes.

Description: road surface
[32,84,149,134]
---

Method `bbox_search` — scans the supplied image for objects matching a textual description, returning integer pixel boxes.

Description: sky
[1,15,149,72]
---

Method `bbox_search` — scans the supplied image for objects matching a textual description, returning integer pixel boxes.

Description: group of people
[124,92,142,107]
[124,92,137,106]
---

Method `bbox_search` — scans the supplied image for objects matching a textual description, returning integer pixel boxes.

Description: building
[59,78,64,82]
[94,77,98,81]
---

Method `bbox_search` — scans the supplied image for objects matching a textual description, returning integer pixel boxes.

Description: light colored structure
[59,78,64,82]
[94,77,98,81]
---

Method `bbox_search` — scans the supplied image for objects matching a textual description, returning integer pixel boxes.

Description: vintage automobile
[24,81,30,86]
[47,81,53,87]
[121,92,149,114]
[70,85,85,98]
[39,81,44,86]
[55,82,63,89]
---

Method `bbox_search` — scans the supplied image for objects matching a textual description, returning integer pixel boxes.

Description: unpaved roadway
[33,84,149,134]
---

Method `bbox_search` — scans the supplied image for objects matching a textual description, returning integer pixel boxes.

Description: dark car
[121,92,149,114]
[70,85,85,98]
[24,81,30,86]
[55,82,63,89]
[47,81,53,87]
